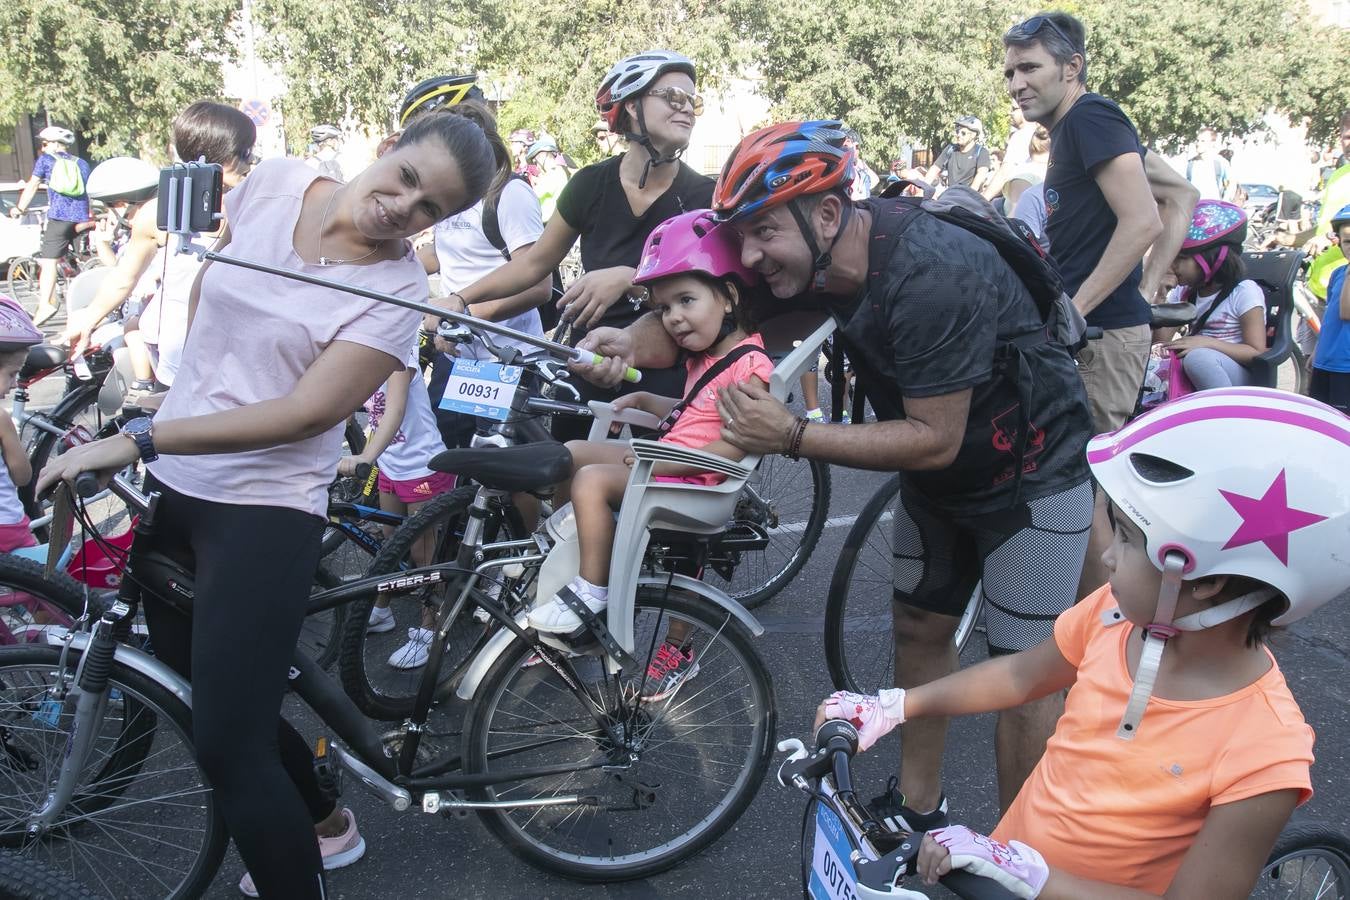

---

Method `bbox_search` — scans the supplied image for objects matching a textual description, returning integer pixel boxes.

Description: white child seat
[540,310,836,665]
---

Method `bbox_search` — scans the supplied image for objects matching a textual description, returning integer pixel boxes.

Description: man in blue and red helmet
[573,118,1094,824]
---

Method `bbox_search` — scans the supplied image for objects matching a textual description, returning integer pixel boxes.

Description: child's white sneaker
[528,578,608,634]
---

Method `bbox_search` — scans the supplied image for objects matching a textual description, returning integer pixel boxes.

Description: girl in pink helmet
[527,209,773,698]
[816,387,1350,898]
[1159,199,1267,390]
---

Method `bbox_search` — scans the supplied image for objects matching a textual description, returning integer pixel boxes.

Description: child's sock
[570,575,609,604]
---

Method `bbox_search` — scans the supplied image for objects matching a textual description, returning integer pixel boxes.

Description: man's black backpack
[482,173,564,332]
[878,181,1088,352]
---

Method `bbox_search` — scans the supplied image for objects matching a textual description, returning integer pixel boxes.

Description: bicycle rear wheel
[1253,823,1350,898]
[702,456,830,609]
[463,588,775,881]
[0,645,227,899]
[823,475,982,693]
[5,259,38,304]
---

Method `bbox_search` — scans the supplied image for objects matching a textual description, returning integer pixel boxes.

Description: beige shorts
[1076,323,1151,434]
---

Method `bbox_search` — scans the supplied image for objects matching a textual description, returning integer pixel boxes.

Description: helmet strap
[788,198,853,293]
[1116,551,1187,740]
[1172,587,1279,631]
[1194,244,1228,284]
[628,101,685,190]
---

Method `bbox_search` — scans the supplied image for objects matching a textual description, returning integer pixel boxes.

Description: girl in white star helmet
[814,387,1350,897]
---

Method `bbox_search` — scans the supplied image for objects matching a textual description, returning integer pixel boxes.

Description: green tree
[735,0,1023,164]
[251,0,507,149]
[0,0,239,157]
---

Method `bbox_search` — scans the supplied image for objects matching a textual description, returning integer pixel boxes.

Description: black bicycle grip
[353,462,372,481]
[814,719,860,797]
[74,471,101,498]
[940,868,1019,900]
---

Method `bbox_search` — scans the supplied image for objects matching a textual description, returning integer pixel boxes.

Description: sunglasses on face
[646,86,704,116]
[1005,15,1080,53]
[240,148,261,166]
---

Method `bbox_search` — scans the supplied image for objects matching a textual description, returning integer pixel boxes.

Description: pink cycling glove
[930,825,1049,899]
[821,688,906,751]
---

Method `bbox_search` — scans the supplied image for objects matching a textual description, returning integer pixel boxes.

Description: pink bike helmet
[1180,199,1247,283]
[632,209,758,288]
[0,297,43,352]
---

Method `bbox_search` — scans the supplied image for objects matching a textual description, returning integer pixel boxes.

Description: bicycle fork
[27,600,129,836]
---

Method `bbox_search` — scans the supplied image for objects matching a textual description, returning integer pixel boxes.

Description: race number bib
[438,359,522,422]
[810,803,860,900]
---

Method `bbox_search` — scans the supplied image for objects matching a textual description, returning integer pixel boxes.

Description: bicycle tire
[463,587,775,881]
[338,485,521,720]
[0,554,100,643]
[703,456,831,609]
[824,474,982,693]
[4,259,37,303]
[1253,823,1350,898]
[0,645,228,899]
[303,566,347,670]
[0,852,99,900]
[22,382,111,536]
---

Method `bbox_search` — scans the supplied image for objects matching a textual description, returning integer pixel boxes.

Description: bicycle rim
[0,556,92,647]
[1253,825,1350,899]
[465,589,774,880]
[0,646,225,899]
[703,457,830,609]
[5,260,37,305]
[825,475,981,693]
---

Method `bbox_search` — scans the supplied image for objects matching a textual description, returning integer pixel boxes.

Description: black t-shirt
[554,153,714,330]
[821,200,1092,514]
[1044,93,1151,330]
[936,143,991,188]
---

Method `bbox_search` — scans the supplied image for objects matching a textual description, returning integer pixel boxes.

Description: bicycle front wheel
[1253,823,1350,898]
[824,475,982,693]
[0,645,227,899]
[463,588,775,881]
[703,456,831,609]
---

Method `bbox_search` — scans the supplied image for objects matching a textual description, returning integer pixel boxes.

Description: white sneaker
[527,585,607,635]
[387,627,433,669]
[366,606,395,634]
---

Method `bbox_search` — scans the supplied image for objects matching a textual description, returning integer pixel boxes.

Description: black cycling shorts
[891,480,1093,653]
[37,218,79,259]
[1310,368,1350,415]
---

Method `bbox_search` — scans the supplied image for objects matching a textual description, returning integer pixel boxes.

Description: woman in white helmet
[816,387,1350,898]
[430,50,713,441]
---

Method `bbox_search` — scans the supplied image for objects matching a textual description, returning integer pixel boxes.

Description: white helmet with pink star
[1087,387,1350,626]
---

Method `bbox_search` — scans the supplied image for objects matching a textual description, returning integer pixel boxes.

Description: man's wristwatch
[121,416,159,463]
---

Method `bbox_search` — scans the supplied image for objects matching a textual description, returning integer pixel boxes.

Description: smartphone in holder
[156,162,224,235]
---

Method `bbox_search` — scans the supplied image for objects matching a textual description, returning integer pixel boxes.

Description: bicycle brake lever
[536,361,581,401]
[775,738,809,787]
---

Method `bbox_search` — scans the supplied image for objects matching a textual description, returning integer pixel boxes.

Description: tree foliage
[250,0,507,149]
[0,0,238,157]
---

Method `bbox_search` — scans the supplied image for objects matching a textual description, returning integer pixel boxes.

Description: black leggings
[137,480,333,899]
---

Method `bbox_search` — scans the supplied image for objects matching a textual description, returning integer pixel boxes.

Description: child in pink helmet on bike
[1159,199,1267,390]
[818,388,1350,898]
[528,210,773,696]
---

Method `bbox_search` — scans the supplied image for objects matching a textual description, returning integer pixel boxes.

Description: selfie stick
[163,164,641,383]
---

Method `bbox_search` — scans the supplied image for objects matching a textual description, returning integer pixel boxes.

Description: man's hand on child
[716,381,796,455]
[919,826,1048,899]
[815,689,906,751]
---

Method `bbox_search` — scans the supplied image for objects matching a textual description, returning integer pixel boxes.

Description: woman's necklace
[316,185,381,267]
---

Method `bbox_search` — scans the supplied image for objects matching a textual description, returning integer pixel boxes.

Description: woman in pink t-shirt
[527,211,772,699]
[38,113,495,900]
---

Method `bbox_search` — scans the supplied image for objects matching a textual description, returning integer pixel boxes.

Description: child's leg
[122,316,157,384]
[1180,347,1252,390]
[370,489,406,614]
[799,370,821,419]
[572,464,632,587]
[556,440,630,508]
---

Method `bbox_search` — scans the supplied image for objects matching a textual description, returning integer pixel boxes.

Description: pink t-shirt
[661,335,773,484]
[150,158,424,518]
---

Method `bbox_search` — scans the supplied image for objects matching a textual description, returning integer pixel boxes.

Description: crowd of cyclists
[2,7,1350,899]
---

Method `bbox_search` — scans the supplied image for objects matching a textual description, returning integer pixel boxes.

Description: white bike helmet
[86,157,159,205]
[37,125,75,145]
[1088,387,1350,737]
[595,50,696,188]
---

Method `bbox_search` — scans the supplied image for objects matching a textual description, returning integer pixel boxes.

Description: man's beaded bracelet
[785,416,808,460]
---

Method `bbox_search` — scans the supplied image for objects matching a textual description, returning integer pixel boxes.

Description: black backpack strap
[1186,279,1240,336]
[482,173,530,262]
[656,345,771,436]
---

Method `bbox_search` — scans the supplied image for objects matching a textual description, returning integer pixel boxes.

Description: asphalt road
[16,306,1348,900]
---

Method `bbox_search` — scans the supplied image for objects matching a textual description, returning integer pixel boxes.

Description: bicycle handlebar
[778,723,1017,900]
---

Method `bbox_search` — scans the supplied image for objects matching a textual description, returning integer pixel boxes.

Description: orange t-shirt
[991,585,1314,894]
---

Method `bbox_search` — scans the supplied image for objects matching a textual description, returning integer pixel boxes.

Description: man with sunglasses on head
[923,116,991,194]
[1004,11,1197,604]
